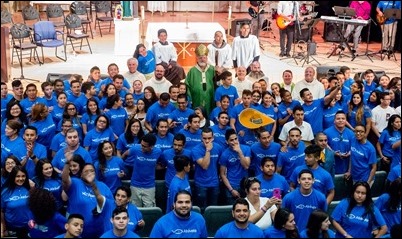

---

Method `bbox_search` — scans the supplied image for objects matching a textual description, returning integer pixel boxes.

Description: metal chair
[10,23,41,82]
[65,13,92,54]
[21,5,41,30]
[33,21,67,63]
[46,4,66,32]
[70,1,93,39]
[94,1,113,37]
[1,9,13,26]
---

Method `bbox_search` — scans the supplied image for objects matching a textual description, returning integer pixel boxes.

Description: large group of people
[1,1,401,238]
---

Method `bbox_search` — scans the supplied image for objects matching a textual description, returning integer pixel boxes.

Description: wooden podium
[1,26,10,82]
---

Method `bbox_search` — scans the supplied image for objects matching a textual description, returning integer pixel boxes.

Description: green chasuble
[185,64,215,115]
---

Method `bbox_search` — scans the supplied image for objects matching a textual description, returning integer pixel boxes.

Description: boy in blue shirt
[214,70,240,108]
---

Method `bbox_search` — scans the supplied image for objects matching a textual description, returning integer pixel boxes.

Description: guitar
[376,13,386,25]
[276,12,318,30]
[247,1,268,18]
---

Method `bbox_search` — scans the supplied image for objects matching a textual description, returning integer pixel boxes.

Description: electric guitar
[276,12,318,30]
[247,1,268,18]
[376,13,386,25]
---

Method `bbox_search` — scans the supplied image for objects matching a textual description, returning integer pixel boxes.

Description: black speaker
[324,22,341,42]
[295,28,313,42]
[316,66,341,79]
[231,18,252,37]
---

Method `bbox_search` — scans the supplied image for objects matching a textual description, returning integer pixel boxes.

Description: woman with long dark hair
[263,207,299,238]
[377,114,401,172]
[299,209,335,238]
[331,181,388,238]
[133,43,156,80]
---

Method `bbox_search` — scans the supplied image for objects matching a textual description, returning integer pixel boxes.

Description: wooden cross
[184,10,190,29]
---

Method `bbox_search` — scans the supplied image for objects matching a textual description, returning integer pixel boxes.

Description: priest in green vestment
[185,44,216,115]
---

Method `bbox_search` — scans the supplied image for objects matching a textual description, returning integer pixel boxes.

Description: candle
[228,6,232,19]
[141,6,145,20]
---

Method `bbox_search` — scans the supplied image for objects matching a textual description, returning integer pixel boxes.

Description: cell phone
[273,188,281,199]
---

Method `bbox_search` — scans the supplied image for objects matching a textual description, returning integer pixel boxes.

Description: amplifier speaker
[324,22,341,42]
[230,18,252,37]
[295,28,313,42]
[316,66,341,79]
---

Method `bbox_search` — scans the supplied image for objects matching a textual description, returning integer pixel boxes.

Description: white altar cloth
[145,22,226,48]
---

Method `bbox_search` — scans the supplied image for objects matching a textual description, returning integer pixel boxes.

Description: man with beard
[185,44,216,115]
[149,190,208,238]
[214,198,264,238]
[143,64,172,97]
[246,61,266,83]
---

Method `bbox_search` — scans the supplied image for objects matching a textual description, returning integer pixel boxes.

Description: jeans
[194,185,220,212]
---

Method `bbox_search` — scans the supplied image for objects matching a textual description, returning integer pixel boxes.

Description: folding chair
[70,1,93,39]
[65,13,92,54]
[94,1,113,37]
[46,4,66,33]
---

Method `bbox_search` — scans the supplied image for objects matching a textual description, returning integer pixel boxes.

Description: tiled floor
[5,10,401,91]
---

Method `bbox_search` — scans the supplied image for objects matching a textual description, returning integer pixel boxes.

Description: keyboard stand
[327,22,356,61]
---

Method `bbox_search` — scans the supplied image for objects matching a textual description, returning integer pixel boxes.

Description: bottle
[115,4,123,20]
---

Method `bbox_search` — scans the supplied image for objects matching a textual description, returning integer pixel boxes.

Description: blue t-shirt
[192,142,222,187]
[210,124,231,148]
[83,127,116,161]
[155,133,174,152]
[149,211,208,238]
[1,94,13,119]
[375,193,401,234]
[100,229,140,238]
[302,98,325,135]
[256,173,289,198]
[28,212,66,238]
[158,148,191,188]
[332,198,386,238]
[137,50,156,74]
[145,102,176,130]
[263,226,286,238]
[178,128,202,151]
[250,141,281,175]
[1,186,32,229]
[299,228,336,238]
[50,132,67,153]
[350,138,377,182]
[52,146,92,172]
[379,130,401,169]
[289,165,335,196]
[20,97,47,114]
[104,107,128,137]
[347,105,372,128]
[127,144,162,188]
[219,144,251,189]
[168,108,194,134]
[214,85,239,108]
[166,175,191,213]
[29,114,56,148]
[282,189,327,231]
[215,221,264,238]
[324,126,355,174]
[94,156,125,193]
[277,143,306,183]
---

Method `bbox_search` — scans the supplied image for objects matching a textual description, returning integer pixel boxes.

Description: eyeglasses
[5,162,16,166]
[98,120,107,123]
[355,130,365,134]
[67,108,76,111]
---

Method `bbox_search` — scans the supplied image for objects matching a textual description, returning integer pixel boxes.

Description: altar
[114,18,140,56]
[145,22,226,66]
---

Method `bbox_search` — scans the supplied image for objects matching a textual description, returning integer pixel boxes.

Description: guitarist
[248,1,266,37]
[343,1,371,54]
[277,1,301,57]
[376,1,402,54]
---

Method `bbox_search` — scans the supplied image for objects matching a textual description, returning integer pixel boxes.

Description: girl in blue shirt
[378,114,401,171]
[1,166,32,238]
[95,141,126,194]
[346,92,372,133]
[32,160,63,212]
[51,92,67,129]
[1,101,27,136]
[58,102,83,141]
[133,43,156,80]
[332,181,388,238]
[81,98,103,136]
[258,91,278,136]
[104,94,128,137]
[29,103,56,151]
[1,156,21,187]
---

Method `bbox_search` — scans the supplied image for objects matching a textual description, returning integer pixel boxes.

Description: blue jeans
[194,185,220,212]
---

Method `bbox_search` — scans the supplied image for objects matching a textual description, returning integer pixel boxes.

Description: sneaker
[279,53,284,57]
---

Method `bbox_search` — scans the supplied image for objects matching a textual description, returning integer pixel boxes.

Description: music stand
[383,8,400,61]
[300,19,321,67]
[333,6,356,19]
[354,19,374,62]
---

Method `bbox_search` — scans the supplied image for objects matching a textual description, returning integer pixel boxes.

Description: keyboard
[321,16,369,26]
